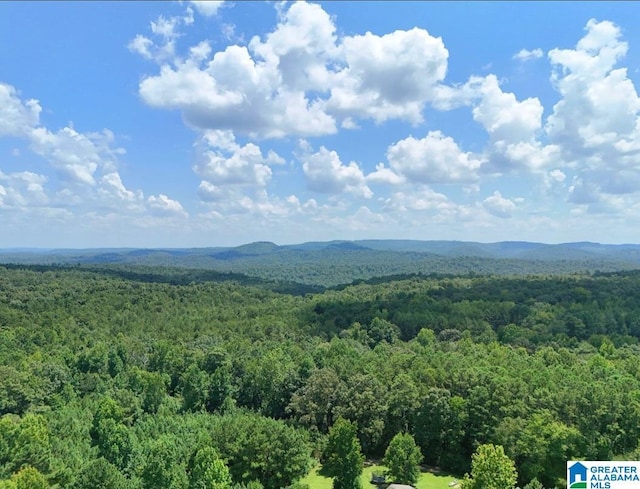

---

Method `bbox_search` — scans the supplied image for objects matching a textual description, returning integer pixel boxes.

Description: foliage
[73,457,128,489]
[322,418,363,489]
[3,264,640,487]
[383,432,422,485]
[188,446,232,489]
[9,466,49,489]
[460,444,517,489]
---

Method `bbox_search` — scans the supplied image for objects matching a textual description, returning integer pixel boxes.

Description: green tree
[188,446,232,489]
[383,433,422,485]
[523,479,545,489]
[322,418,363,489]
[288,368,346,434]
[10,414,51,475]
[180,364,210,413]
[461,444,517,489]
[90,398,134,471]
[10,466,48,489]
[129,368,168,414]
[142,436,188,489]
[73,457,128,489]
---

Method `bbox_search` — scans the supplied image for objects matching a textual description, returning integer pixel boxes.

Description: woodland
[2,261,640,488]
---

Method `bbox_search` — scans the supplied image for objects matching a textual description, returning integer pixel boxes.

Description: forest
[2,263,640,488]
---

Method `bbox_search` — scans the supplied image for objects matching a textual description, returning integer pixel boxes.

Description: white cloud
[147,194,188,218]
[99,172,142,204]
[194,130,284,193]
[298,142,372,198]
[471,74,543,143]
[0,170,48,208]
[382,186,450,213]
[542,18,640,208]
[138,43,337,138]
[190,1,225,17]
[547,19,640,153]
[366,163,405,186]
[128,35,154,60]
[513,48,543,61]
[0,80,183,228]
[328,27,449,123]
[0,83,41,137]
[386,130,482,184]
[28,126,124,186]
[133,2,452,137]
[249,1,339,92]
[482,190,516,218]
[128,10,195,64]
[137,2,339,138]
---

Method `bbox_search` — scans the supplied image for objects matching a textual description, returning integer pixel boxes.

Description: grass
[300,463,460,489]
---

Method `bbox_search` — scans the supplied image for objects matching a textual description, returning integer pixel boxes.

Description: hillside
[1,240,640,286]
[3,264,640,488]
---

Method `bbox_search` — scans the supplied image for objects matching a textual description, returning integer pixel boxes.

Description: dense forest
[2,263,640,488]
[2,239,640,287]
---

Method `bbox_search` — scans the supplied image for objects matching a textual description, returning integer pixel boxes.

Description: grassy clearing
[301,463,459,489]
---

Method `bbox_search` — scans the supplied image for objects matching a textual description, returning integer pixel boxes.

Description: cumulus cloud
[542,18,640,209]
[471,74,543,143]
[28,127,124,186]
[128,10,195,63]
[147,194,188,217]
[366,163,405,186]
[99,172,142,204]
[513,48,543,61]
[133,2,451,137]
[382,186,450,213]
[190,1,225,17]
[482,190,517,218]
[328,27,449,123]
[0,83,42,137]
[547,19,640,153]
[194,130,284,190]
[297,141,372,198]
[137,2,338,138]
[0,80,183,227]
[0,170,48,208]
[386,130,482,184]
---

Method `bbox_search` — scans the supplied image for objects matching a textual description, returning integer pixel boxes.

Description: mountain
[2,240,640,286]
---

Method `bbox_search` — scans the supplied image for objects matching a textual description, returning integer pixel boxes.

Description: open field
[301,464,459,489]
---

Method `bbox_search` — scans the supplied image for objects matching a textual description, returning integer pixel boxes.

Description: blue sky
[2,1,640,248]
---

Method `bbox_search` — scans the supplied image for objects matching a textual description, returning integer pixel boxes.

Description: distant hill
[2,240,640,286]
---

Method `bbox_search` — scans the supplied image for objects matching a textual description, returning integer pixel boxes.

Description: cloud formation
[386,131,482,184]
[5,4,640,246]
[133,2,451,138]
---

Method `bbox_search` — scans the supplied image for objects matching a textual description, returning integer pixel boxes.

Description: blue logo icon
[568,462,587,489]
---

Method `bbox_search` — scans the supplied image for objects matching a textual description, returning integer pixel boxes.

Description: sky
[2,1,640,248]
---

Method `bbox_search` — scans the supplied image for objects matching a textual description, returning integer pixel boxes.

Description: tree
[383,433,422,485]
[10,414,51,475]
[180,364,210,413]
[10,466,48,489]
[288,368,347,434]
[322,418,363,489]
[141,436,188,489]
[188,446,232,489]
[74,457,128,489]
[523,479,545,489]
[90,398,133,471]
[461,444,517,489]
